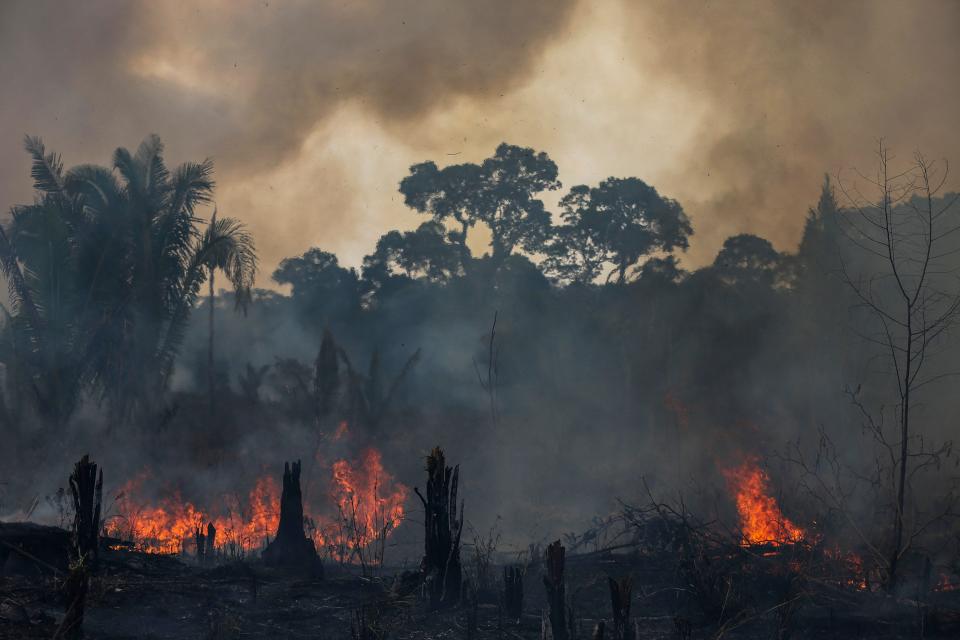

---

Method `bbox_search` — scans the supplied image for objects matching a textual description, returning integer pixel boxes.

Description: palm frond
[170,160,215,216]
[134,134,170,196]
[23,135,64,193]
[0,219,42,329]
[64,165,123,217]
[155,215,257,386]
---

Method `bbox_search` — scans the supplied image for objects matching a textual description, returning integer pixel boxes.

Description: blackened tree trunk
[543,540,568,640]
[415,446,463,609]
[69,455,102,567]
[503,566,524,621]
[262,461,320,575]
[57,455,102,640]
[607,576,633,640]
[206,522,217,559]
[195,527,206,563]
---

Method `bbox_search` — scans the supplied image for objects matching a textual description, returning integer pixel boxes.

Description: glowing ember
[333,420,350,440]
[936,573,960,592]
[722,457,806,546]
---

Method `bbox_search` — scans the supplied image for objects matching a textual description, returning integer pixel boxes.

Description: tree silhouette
[399,143,560,268]
[712,233,783,287]
[0,135,257,426]
[272,248,360,327]
[362,221,466,296]
[546,177,692,284]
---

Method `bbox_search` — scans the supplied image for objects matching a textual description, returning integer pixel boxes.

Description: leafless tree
[836,140,960,589]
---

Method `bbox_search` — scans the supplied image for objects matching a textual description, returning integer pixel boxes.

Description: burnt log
[608,576,633,640]
[503,566,524,621]
[414,446,463,609]
[262,460,321,576]
[0,522,70,576]
[543,540,568,640]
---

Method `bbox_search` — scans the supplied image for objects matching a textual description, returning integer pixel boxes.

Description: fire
[722,457,806,546]
[105,447,407,563]
[106,473,208,554]
[314,448,408,560]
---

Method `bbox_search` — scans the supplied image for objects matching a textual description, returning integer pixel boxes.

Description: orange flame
[722,457,806,546]
[313,448,408,559]
[106,447,407,562]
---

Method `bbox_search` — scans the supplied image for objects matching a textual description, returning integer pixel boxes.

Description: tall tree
[0,135,258,426]
[837,142,960,590]
[546,177,692,284]
[399,143,561,268]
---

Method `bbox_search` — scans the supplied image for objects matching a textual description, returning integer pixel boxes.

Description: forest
[2,134,960,639]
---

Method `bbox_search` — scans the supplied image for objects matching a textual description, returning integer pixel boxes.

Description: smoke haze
[3,1,958,277]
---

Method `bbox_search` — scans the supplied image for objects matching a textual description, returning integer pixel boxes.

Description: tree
[712,233,783,287]
[546,177,692,284]
[361,221,466,296]
[0,135,258,426]
[836,142,960,590]
[272,248,360,326]
[399,143,561,268]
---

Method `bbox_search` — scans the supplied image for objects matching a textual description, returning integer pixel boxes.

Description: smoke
[0,0,577,270]
[3,1,958,274]
[621,0,960,262]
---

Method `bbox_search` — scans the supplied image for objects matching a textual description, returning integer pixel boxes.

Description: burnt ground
[3,535,960,640]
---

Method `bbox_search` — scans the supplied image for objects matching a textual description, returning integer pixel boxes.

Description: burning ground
[3,446,960,639]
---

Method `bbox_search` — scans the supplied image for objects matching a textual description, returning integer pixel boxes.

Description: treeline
[4,136,960,540]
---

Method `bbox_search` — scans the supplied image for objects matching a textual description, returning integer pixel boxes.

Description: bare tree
[836,141,960,589]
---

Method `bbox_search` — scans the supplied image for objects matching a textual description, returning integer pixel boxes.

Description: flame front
[722,457,806,546]
[106,447,407,562]
[313,448,408,560]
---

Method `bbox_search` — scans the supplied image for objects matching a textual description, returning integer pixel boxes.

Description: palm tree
[0,134,258,428]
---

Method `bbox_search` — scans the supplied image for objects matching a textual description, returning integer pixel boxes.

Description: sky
[2,0,959,286]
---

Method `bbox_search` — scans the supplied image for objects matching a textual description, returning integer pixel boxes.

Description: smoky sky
[1,0,958,281]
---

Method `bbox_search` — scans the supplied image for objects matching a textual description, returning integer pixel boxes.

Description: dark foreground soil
[3,532,960,638]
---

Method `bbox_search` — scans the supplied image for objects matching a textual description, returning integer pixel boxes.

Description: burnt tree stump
[608,576,633,640]
[503,566,524,621]
[414,446,463,609]
[69,455,102,567]
[206,522,217,559]
[543,540,568,640]
[56,455,102,640]
[262,460,321,575]
[195,527,206,562]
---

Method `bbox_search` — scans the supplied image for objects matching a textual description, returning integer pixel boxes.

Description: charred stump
[504,566,524,621]
[195,526,206,563]
[262,460,321,575]
[414,446,463,609]
[69,455,102,567]
[206,522,217,559]
[543,540,568,640]
[607,576,633,640]
[57,455,102,640]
